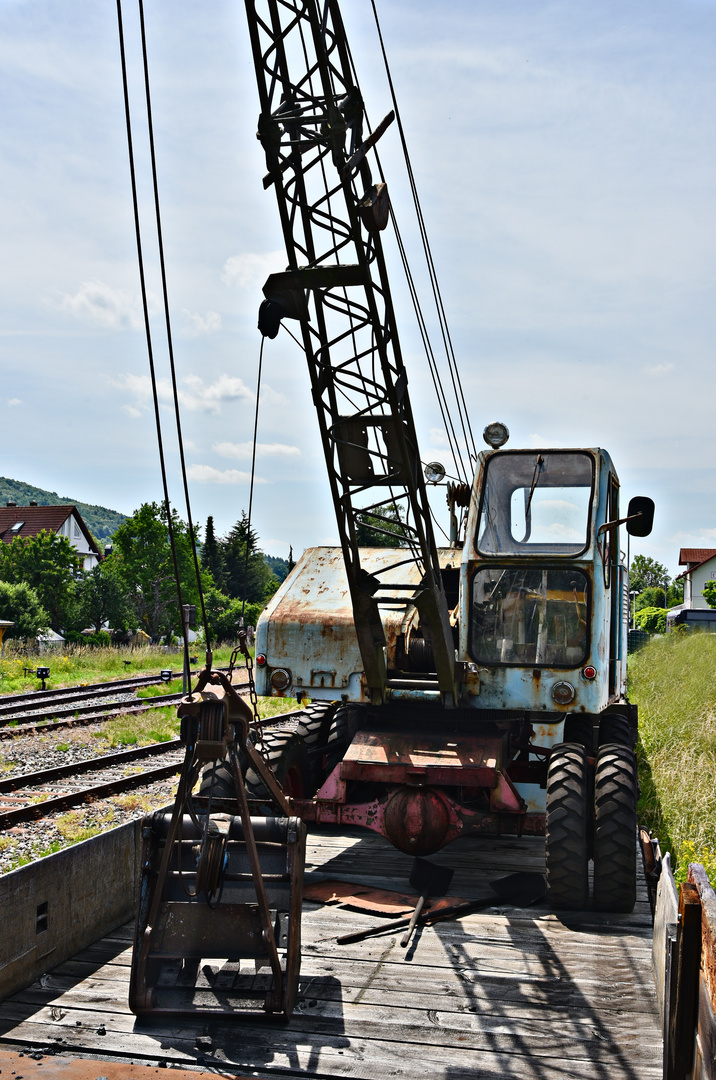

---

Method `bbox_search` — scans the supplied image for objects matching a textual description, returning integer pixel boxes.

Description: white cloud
[112,372,254,415]
[122,404,142,419]
[641,362,675,376]
[528,433,566,448]
[213,440,300,459]
[187,464,268,485]
[181,310,221,337]
[666,528,716,546]
[429,427,450,448]
[221,251,285,290]
[180,374,253,413]
[6,398,21,407]
[53,280,154,330]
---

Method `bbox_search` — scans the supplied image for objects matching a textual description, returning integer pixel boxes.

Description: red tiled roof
[679,548,716,567]
[0,505,99,555]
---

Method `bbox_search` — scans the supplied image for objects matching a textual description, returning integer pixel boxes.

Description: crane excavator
[130,0,654,1020]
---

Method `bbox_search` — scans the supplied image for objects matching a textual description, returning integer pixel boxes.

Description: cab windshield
[471,566,589,666]
[477,451,593,556]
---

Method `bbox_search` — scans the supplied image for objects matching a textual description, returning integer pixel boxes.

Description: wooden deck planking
[0,829,662,1079]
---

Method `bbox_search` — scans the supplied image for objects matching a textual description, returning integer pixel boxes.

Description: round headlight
[551,680,576,705]
[270,668,291,691]
[482,422,510,449]
[424,461,446,484]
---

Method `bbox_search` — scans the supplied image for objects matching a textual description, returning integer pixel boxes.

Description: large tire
[199,759,237,800]
[324,705,361,775]
[598,712,633,749]
[593,743,637,912]
[545,743,590,910]
[293,701,338,789]
[245,728,312,801]
[563,714,596,753]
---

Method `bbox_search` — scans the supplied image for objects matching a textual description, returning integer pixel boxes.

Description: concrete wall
[0,818,142,1002]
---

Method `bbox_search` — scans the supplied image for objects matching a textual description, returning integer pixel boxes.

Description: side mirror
[626,496,654,537]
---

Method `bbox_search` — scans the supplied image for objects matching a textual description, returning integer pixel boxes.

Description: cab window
[477,451,593,556]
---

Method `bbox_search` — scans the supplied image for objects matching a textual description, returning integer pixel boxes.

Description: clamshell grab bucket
[130,811,305,1016]
[129,662,305,1019]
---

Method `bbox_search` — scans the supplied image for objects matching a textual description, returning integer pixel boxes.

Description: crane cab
[459,446,635,721]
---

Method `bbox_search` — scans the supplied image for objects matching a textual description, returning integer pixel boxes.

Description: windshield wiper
[519,454,544,543]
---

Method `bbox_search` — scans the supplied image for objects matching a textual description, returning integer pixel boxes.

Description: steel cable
[115,0,188,655]
[136,0,210,648]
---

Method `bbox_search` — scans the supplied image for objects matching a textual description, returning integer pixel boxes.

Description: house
[677,548,716,609]
[666,548,716,632]
[0,501,100,571]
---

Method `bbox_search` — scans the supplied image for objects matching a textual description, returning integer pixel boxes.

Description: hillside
[0,477,127,542]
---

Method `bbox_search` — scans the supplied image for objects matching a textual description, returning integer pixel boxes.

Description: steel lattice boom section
[245,0,455,702]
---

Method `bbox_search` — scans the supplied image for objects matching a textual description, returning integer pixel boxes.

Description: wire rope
[136,0,210,648]
[364,0,478,471]
[341,42,468,485]
[115,0,189,658]
[241,337,265,623]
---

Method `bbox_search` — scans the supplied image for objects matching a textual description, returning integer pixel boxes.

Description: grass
[0,643,240,695]
[136,679,185,699]
[96,694,300,748]
[98,705,181,747]
[630,631,716,885]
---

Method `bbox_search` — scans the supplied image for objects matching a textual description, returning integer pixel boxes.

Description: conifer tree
[201,515,224,589]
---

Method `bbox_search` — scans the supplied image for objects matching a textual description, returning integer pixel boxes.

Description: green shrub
[634,606,666,634]
[0,580,49,639]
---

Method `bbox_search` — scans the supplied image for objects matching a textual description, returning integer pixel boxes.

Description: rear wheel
[593,743,637,912]
[546,743,589,910]
[292,701,338,789]
[199,758,237,800]
[324,705,361,775]
[244,728,312,801]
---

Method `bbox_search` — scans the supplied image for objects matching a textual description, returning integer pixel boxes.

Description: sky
[0,0,714,576]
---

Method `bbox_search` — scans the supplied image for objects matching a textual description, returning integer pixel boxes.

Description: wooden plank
[0,1006,663,1079]
[0,825,662,1079]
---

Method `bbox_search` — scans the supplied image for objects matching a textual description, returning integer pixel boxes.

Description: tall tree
[0,530,82,630]
[111,502,210,641]
[630,554,670,594]
[221,511,279,603]
[73,561,131,633]
[201,515,224,588]
[356,503,405,547]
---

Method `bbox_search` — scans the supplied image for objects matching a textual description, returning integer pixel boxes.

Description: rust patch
[0,1051,248,1079]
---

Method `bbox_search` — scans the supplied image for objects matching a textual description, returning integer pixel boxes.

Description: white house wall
[59,515,99,570]
[687,556,716,610]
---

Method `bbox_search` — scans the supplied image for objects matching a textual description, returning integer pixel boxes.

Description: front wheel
[545,743,590,910]
[593,743,637,912]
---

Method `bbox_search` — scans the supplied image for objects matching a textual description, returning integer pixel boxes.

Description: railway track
[0,674,249,737]
[0,687,287,834]
[0,739,184,829]
[0,666,233,716]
